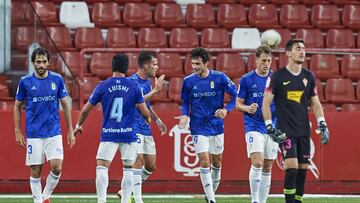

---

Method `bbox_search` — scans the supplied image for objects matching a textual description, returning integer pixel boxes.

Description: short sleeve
[58,77,68,98]
[88,84,102,105]
[15,79,26,101]
[237,77,248,99]
[309,72,317,97]
[134,84,145,104]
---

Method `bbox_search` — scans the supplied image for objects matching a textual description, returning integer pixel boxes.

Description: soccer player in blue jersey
[236,45,278,203]
[73,54,151,203]
[14,48,75,203]
[177,48,237,203]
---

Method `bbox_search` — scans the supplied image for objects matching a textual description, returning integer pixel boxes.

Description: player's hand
[214,108,228,119]
[156,119,167,136]
[266,124,287,144]
[73,124,83,137]
[316,121,329,144]
[175,115,189,129]
[67,128,76,148]
[153,75,165,93]
[247,103,258,114]
[15,130,26,148]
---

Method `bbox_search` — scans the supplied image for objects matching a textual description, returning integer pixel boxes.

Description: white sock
[249,165,262,203]
[200,167,215,202]
[133,169,143,203]
[96,166,109,203]
[121,168,134,203]
[259,172,272,203]
[211,165,221,193]
[141,167,152,182]
[42,171,60,200]
[30,177,42,203]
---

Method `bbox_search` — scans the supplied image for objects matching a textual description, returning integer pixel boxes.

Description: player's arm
[144,75,165,102]
[149,106,167,135]
[14,99,25,147]
[310,95,329,144]
[60,96,75,148]
[215,74,237,119]
[262,91,274,123]
[178,79,190,129]
[236,97,258,114]
[137,102,151,124]
[74,102,95,136]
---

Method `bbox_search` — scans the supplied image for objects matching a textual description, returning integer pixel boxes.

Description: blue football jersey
[237,70,276,134]
[181,70,237,136]
[129,73,152,136]
[15,71,68,138]
[88,77,144,143]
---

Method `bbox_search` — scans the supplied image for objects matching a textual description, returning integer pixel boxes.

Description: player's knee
[251,160,264,168]
[263,161,274,173]
[144,164,156,172]
[51,167,62,176]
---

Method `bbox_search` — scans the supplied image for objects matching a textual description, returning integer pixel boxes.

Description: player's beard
[35,67,47,77]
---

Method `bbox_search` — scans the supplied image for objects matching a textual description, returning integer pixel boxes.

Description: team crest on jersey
[51,82,56,90]
[303,78,308,87]
[210,81,214,89]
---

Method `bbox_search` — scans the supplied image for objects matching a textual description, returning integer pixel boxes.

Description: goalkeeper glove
[316,120,329,144]
[266,124,287,144]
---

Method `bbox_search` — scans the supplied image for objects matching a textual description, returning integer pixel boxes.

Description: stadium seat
[342,5,360,30]
[156,53,184,78]
[123,3,154,28]
[300,0,329,4]
[75,27,104,49]
[279,4,310,29]
[185,4,216,29]
[59,51,88,77]
[311,4,341,29]
[168,77,183,103]
[329,0,360,4]
[248,4,279,29]
[342,103,360,112]
[217,4,248,30]
[31,1,58,25]
[322,103,337,112]
[201,28,230,48]
[41,26,74,51]
[91,2,122,28]
[138,28,168,48]
[106,27,136,48]
[184,53,214,75]
[59,1,95,28]
[295,29,324,48]
[247,53,277,71]
[154,3,185,28]
[278,53,309,69]
[310,54,340,80]
[325,78,356,104]
[11,0,33,25]
[341,54,360,80]
[273,28,292,48]
[12,26,36,53]
[231,28,261,49]
[79,76,101,101]
[0,84,10,98]
[207,0,236,4]
[0,75,9,86]
[0,100,15,111]
[150,78,171,102]
[125,53,139,76]
[315,78,326,103]
[326,29,355,48]
[215,53,246,78]
[357,81,360,100]
[169,28,199,48]
[114,0,143,3]
[270,0,299,4]
[239,0,267,5]
[152,102,180,113]
[90,52,114,80]
[146,0,176,4]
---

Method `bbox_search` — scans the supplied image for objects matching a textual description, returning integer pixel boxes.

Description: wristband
[265,120,273,127]
[76,123,82,129]
[316,116,326,125]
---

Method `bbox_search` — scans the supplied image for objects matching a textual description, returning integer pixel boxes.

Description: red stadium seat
[0,84,10,98]
[138,28,168,48]
[278,53,309,69]
[311,4,341,29]
[42,26,74,51]
[11,1,33,25]
[357,81,360,100]
[329,0,360,4]
[169,28,199,48]
[215,53,246,78]
[247,54,277,71]
[79,76,101,101]
[341,54,360,80]
[201,28,230,48]
[206,0,236,4]
[152,102,180,113]
[273,28,292,48]
[342,103,360,112]
[157,53,184,78]
[113,0,143,4]
[150,78,170,102]
[184,53,214,75]
[248,4,279,29]
[0,100,15,111]
[217,4,248,30]
[123,3,154,28]
[185,4,216,29]
[300,0,329,4]
[315,78,326,103]
[89,52,114,80]
[270,0,299,4]
[31,1,58,25]
[279,4,310,29]
[168,77,183,103]
[295,29,324,48]
[310,54,340,80]
[106,27,136,48]
[326,29,355,48]
[125,53,139,76]
[145,0,176,4]
[239,0,267,5]
[12,26,36,52]
[322,103,337,112]
[91,2,122,28]
[342,5,360,30]
[154,3,185,28]
[325,78,356,104]
[59,51,88,77]
[0,75,9,86]
[75,27,104,49]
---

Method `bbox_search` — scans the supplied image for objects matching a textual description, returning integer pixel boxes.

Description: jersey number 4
[110,97,123,122]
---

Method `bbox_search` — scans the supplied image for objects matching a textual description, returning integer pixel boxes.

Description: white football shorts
[245,131,278,159]
[25,135,63,166]
[96,141,137,166]
[136,134,156,155]
[192,133,224,154]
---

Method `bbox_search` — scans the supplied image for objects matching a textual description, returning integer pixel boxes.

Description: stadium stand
[231,28,261,49]
[217,3,248,30]
[325,78,357,104]
[138,27,168,48]
[200,28,230,48]
[169,27,199,48]
[30,1,59,26]
[154,3,185,29]
[185,3,216,29]
[59,1,95,28]
[248,3,279,29]
[326,29,356,48]
[341,54,360,80]
[91,2,123,28]
[279,4,310,29]
[215,53,246,78]
[106,27,137,48]
[123,2,154,27]
[75,27,104,49]
[156,53,184,78]
[309,54,341,80]
[295,29,325,48]
[342,5,360,30]
[311,4,341,29]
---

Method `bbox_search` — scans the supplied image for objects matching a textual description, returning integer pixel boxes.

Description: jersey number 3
[110,97,123,122]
